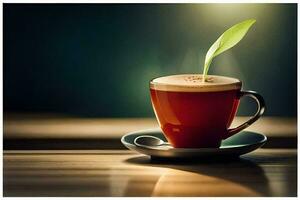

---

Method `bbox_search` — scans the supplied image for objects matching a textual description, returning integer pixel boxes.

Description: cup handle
[224,90,266,139]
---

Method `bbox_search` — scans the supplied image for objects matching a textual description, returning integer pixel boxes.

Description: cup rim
[150,74,242,92]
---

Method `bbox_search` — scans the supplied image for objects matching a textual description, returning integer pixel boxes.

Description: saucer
[121,128,267,159]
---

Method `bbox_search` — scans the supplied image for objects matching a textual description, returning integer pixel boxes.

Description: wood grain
[4,149,297,197]
[4,115,297,149]
[4,115,296,139]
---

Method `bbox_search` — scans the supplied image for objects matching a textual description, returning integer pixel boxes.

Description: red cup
[150,74,265,148]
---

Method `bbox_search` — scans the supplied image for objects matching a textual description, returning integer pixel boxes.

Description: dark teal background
[4,4,297,117]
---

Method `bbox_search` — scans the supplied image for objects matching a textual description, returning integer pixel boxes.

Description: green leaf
[202,19,256,81]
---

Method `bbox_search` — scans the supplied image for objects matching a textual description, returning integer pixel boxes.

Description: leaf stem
[202,74,206,83]
[202,59,212,82]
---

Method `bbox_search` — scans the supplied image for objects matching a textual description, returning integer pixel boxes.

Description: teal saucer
[121,128,267,158]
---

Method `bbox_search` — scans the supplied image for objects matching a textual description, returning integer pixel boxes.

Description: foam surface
[150,74,242,92]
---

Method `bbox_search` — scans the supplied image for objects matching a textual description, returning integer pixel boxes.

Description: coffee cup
[150,74,265,148]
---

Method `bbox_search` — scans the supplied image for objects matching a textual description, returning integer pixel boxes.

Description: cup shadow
[124,155,271,197]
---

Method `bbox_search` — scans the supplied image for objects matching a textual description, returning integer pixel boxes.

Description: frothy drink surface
[150,74,241,92]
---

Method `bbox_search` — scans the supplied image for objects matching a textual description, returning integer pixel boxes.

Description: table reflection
[125,156,271,196]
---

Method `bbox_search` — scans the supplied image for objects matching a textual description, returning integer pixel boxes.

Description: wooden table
[4,149,297,197]
[3,114,298,197]
[3,115,297,149]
